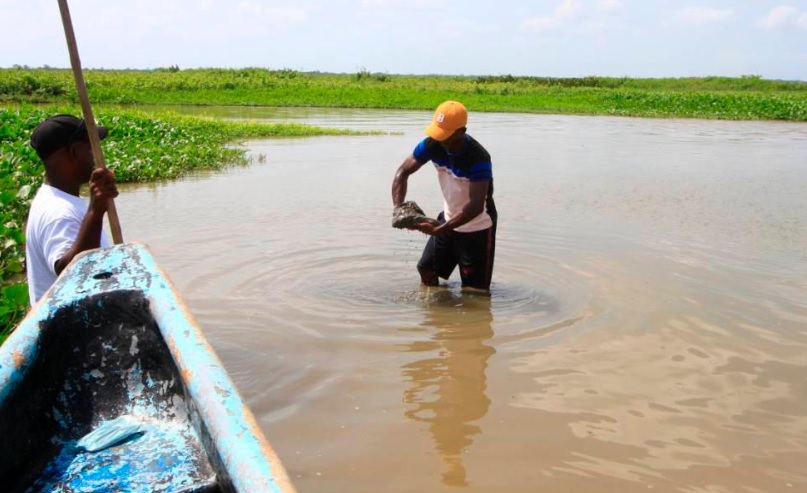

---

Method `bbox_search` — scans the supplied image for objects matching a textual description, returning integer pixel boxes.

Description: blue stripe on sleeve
[469,161,492,180]
[413,139,431,163]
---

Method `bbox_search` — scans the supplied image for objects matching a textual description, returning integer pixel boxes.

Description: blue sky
[1,0,806,80]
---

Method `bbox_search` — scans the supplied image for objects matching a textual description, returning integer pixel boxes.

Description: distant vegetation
[0,105,374,342]
[1,67,806,121]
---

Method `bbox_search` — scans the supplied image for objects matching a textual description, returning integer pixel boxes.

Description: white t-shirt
[25,184,110,305]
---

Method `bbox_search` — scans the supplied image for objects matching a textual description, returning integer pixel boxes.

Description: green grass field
[2,68,806,121]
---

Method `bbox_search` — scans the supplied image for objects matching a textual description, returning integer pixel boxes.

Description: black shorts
[417,211,497,290]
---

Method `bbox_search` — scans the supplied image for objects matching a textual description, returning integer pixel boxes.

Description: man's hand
[414,218,442,235]
[88,168,119,214]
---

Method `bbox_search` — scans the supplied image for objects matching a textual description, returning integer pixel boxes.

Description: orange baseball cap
[425,100,467,141]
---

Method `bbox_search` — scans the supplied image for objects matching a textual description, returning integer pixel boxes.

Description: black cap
[30,114,108,160]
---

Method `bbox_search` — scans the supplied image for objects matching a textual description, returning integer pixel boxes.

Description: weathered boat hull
[0,243,295,493]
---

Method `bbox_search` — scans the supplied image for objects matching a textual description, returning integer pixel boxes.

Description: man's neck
[45,175,81,197]
[445,134,469,154]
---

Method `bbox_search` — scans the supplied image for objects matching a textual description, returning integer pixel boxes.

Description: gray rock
[392,201,431,229]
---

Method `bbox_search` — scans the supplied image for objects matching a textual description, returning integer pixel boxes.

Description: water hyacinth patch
[1,68,806,122]
[0,109,41,334]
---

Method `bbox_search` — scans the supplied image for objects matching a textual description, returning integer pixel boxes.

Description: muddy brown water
[119,108,807,493]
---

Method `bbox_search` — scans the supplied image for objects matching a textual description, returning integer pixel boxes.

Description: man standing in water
[392,100,497,291]
[25,114,118,305]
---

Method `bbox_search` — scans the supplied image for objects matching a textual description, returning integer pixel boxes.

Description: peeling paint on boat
[130,334,139,356]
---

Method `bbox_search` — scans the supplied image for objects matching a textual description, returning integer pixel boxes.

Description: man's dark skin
[43,139,118,275]
[391,127,491,286]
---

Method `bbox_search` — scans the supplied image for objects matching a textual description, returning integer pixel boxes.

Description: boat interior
[0,290,228,493]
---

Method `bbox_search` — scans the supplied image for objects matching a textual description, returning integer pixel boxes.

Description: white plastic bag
[77,415,144,453]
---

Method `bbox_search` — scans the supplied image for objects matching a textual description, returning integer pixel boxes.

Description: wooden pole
[57,0,124,244]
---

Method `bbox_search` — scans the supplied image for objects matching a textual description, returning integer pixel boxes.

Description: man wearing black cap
[25,114,118,305]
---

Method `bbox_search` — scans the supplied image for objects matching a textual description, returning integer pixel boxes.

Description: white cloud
[798,13,807,30]
[597,0,622,11]
[757,5,799,29]
[237,2,307,22]
[555,0,583,19]
[522,0,583,31]
[361,0,441,8]
[674,7,735,26]
[581,18,615,34]
[522,16,560,31]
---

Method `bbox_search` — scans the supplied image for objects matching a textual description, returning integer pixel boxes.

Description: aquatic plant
[0,105,373,342]
[1,68,806,121]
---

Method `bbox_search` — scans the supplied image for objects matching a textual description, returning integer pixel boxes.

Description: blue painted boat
[0,243,296,493]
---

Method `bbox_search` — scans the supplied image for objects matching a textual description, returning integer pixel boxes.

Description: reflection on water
[399,290,494,487]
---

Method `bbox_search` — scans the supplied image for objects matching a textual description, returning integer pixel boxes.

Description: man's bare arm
[421,180,489,236]
[54,168,118,275]
[392,154,425,207]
